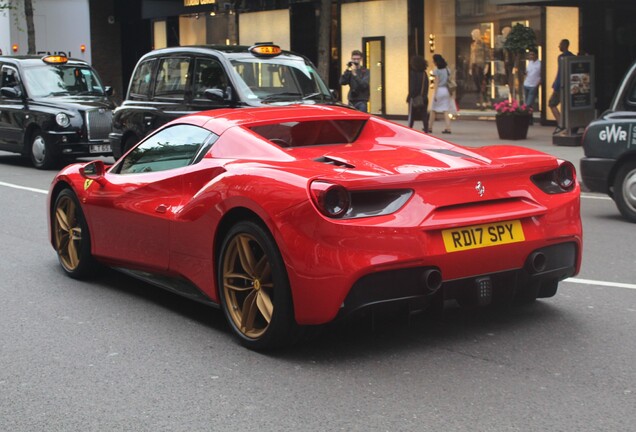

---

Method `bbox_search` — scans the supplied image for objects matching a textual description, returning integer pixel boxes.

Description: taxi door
[0,65,26,150]
[144,56,193,134]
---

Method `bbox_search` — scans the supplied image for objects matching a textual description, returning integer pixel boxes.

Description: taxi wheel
[52,189,98,279]
[613,160,636,223]
[218,220,296,350]
[30,129,59,170]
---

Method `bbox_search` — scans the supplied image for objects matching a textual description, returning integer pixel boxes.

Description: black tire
[613,160,636,223]
[218,221,296,350]
[30,129,59,170]
[52,189,99,279]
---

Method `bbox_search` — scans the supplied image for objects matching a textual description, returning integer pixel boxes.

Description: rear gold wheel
[218,221,294,349]
[223,233,275,339]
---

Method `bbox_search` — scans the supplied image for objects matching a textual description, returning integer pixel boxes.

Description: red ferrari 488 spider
[48,105,582,349]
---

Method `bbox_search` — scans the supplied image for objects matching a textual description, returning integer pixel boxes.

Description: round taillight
[557,161,576,191]
[310,181,350,218]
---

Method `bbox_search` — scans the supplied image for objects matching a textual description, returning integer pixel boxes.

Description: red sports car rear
[48,105,582,349]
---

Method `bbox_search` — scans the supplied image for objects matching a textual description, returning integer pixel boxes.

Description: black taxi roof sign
[249,44,282,57]
[42,55,69,64]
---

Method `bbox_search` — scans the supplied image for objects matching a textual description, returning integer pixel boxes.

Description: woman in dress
[428,54,454,134]
[407,55,429,132]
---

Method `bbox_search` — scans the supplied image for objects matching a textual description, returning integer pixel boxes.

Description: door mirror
[104,86,113,96]
[204,88,225,102]
[79,160,106,184]
[1,86,22,98]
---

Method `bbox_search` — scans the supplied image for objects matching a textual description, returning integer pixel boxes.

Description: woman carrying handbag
[407,55,429,132]
[428,54,454,134]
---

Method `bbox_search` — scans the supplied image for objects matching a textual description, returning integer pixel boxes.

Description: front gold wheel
[52,189,96,279]
[54,194,82,272]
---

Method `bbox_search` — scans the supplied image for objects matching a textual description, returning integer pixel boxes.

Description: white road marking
[0,181,48,194]
[580,192,612,201]
[565,277,636,290]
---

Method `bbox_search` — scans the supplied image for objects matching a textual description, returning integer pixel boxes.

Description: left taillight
[310,181,351,218]
[531,161,577,194]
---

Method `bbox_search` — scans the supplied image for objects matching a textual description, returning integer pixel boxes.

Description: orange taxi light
[42,55,69,64]
[249,44,282,57]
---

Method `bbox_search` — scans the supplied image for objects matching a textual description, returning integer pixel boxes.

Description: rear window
[249,119,366,148]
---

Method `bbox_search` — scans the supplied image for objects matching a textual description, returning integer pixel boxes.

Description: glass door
[364,37,385,116]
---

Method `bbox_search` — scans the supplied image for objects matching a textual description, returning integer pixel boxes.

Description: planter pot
[496,114,531,140]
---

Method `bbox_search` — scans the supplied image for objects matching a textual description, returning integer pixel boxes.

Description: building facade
[3,0,635,123]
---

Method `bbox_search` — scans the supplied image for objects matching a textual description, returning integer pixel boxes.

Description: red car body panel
[48,105,582,325]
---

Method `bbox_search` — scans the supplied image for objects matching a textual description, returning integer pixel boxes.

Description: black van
[0,55,114,169]
[109,44,335,159]
[581,61,636,222]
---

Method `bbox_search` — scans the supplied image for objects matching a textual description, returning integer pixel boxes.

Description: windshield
[22,64,105,98]
[230,57,331,104]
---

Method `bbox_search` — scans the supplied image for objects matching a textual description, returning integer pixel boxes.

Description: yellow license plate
[442,220,525,253]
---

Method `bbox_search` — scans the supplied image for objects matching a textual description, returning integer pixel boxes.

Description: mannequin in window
[495,26,514,93]
[469,28,489,109]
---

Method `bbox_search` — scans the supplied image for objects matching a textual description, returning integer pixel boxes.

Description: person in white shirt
[523,48,541,124]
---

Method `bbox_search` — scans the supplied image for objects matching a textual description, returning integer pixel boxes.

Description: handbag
[446,68,457,91]
[412,73,426,109]
[412,94,425,109]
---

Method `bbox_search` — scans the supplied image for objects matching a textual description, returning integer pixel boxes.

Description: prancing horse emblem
[475,181,485,197]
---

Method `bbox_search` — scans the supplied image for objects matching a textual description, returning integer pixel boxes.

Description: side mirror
[330,89,339,100]
[1,86,21,98]
[79,160,106,185]
[104,86,113,96]
[204,88,225,102]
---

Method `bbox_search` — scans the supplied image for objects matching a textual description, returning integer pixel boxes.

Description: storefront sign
[561,55,595,133]
[569,61,592,108]
[184,0,215,6]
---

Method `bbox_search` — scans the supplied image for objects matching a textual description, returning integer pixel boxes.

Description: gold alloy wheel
[222,233,274,339]
[54,194,82,271]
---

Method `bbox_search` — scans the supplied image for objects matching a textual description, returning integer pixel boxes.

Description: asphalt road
[0,127,634,431]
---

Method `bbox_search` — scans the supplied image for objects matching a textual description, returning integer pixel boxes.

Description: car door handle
[155,204,168,213]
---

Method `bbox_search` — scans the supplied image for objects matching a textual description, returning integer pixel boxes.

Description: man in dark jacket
[339,49,370,112]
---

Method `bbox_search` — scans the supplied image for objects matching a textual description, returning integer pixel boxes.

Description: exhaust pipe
[421,269,442,294]
[528,252,547,273]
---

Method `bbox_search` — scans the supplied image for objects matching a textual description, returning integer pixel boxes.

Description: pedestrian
[428,54,454,134]
[549,39,574,134]
[523,47,541,125]
[339,49,370,112]
[407,55,429,132]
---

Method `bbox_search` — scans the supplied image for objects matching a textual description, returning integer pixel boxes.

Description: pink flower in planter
[494,99,533,115]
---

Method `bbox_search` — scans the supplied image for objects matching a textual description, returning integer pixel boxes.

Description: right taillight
[531,161,577,194]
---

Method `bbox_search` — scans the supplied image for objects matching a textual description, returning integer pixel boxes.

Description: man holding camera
[339,49,370,112]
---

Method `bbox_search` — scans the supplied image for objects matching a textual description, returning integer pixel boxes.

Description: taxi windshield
[230,57,331,104]
[22,64,105,98]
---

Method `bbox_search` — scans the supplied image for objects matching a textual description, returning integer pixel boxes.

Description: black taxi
[0,55,115,169]
[109,44,335,158]
[581,61,636,222]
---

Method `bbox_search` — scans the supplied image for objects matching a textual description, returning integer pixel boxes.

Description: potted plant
[503,23,537,100]
[493,99,533,140]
